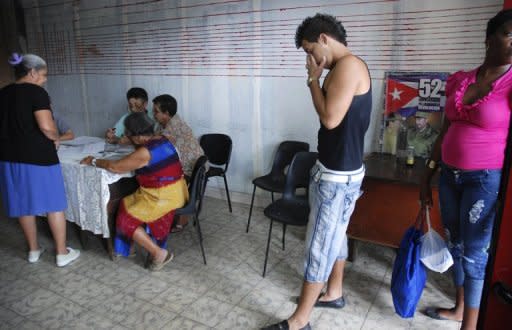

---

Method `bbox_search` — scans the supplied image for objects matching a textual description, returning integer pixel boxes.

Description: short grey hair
[9,53,47,79]
[124,112,155,136]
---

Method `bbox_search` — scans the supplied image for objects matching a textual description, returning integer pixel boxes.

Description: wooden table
[347,153,444,251]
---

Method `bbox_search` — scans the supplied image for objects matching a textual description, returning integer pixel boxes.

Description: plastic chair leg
[223,174,232,213]
[246,185,257,233]
[263,219,274,277]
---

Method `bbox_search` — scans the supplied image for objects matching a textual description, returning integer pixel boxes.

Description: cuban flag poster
[380,72,449,155]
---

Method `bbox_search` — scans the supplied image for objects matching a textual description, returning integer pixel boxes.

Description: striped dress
[114,137,188,255]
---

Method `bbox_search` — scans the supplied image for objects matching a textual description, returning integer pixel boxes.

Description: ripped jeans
[439,164,501,308]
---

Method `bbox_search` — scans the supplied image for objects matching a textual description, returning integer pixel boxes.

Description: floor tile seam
[37,268,102,288]
[204,285,249,307]
[223,270,265,288]
[10,299,79,327]
[202,250,245,265]
[14,271,59,290]
[195,222,224,235]
[161,299,196,315]
[191,296,237,328]
[1,304,30,324]
[262,256,295,277]
[170,277,218,296]
[126,288,190,314]
[22,306,88,329]
[0,259,28,276]
[157,313,210,330]
[114,298,179,327]
[94,276,136,292]
[68,315,127,330]
[86,286,145,306]
[22,286,99,322]
[358,264,392,330]
[85,294,162,327]
[0,283,40,308]
[223,285,274,318]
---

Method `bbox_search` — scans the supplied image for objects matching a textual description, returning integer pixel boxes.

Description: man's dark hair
[126,87,148,102]
[295,13,347,49]
[124,112,154,136]
[153,94,178,117]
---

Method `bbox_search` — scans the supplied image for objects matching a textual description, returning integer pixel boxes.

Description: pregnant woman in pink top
[420,10,512,330]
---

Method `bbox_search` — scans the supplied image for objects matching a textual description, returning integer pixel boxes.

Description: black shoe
[261,320,312,330]
[314,295,345,309]
[294,294,346,309]
[424,307,462,322]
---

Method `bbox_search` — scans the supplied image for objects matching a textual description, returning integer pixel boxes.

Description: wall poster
[380,71,449,158]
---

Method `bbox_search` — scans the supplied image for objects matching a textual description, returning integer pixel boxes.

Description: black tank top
[317,85,372,171]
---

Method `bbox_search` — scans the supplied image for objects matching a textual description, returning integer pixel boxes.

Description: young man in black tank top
[262,14,372,330]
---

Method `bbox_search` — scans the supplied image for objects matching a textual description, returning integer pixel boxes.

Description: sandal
[170,223,188,233]
[149,252,174,271]
[424,307,462,322]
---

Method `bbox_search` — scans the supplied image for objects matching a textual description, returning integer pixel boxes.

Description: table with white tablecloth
[58,136,135,239]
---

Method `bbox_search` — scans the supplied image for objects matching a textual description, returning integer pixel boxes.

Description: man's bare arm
[309,55,366,129]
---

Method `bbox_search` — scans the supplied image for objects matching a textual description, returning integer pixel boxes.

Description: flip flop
[149,251,174,271]
[424,307,461,321]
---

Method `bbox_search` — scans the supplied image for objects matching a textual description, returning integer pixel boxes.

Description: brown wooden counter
[347,152,444,248]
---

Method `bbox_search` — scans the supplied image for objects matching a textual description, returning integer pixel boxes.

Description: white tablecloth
[58,137,134,238]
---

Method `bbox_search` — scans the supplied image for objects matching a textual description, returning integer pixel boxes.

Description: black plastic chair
[246,141,309,233]
[175,155,208,264]
[262,151,318,277]
[200,134,233,213]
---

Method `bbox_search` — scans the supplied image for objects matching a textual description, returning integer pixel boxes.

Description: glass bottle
[396,117,408,160]
[406,146,415,166]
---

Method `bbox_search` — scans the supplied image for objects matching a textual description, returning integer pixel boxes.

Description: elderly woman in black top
[0,53,79,267]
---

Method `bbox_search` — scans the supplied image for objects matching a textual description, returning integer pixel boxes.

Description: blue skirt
[0,161,67,217]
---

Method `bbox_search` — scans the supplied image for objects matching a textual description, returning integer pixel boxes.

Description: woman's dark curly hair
[295,13,347,48]
[486,9,512,39]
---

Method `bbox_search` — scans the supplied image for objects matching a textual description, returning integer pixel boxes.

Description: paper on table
[60,136,104,146]
[117,145,135,153]
[81,142,106,154]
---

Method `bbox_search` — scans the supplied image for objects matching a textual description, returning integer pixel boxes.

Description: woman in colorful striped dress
[81,112,188,271]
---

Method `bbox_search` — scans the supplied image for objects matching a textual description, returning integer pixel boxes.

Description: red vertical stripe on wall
[505,0,512,9]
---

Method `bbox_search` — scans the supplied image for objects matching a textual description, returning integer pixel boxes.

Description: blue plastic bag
[390,209,427,318]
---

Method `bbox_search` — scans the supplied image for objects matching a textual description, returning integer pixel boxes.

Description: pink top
[442,67,512,170]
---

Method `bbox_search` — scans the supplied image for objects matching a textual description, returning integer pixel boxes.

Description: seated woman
[152,94,204,180]
[81,112,188,271]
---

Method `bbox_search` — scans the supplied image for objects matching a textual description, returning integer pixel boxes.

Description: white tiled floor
[0,197,459,329]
